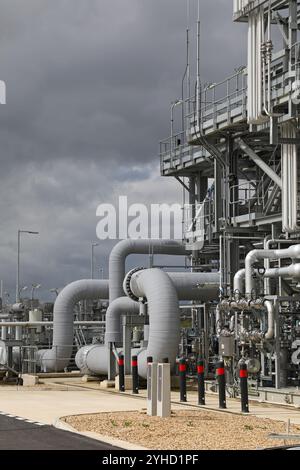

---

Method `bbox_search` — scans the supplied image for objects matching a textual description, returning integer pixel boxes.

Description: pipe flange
[123,267,146,302]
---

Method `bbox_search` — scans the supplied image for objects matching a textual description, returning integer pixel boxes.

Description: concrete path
[0,388,146,424]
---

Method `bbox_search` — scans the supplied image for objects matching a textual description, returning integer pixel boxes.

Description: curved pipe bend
[39,279,109,372]
[264,300,275,340]
[245,244,300,298]
[109,239,187,303]
[105,297,140,344]
[130,268,180,378]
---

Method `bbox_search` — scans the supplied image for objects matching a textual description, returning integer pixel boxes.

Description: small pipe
[233,269,246,297]
[245,244,300,298]
[0,321,105,327]
[264,300,275,340]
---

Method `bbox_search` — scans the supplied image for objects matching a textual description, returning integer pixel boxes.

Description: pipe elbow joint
[291,263,300,278]
[288,245,300,260]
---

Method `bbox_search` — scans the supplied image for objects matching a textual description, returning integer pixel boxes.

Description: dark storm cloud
[0,1,246,299]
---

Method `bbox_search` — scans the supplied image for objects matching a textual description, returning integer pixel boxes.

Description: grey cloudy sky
[0,0,246,301]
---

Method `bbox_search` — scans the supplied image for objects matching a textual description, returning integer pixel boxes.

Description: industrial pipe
[233,269,246,297]
[219,298,274,340]
[245,244,300,298]
[105,297,139,344]
[129,268,180,378]
[39,279,109,372]
[109,239,187,303]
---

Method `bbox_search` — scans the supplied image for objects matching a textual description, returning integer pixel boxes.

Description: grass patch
[244,425,254,431]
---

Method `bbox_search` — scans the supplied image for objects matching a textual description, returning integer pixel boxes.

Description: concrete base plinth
[22,374,39,387]
[115,374,133,391]
[100,379,115,389]
[81,375,100,383]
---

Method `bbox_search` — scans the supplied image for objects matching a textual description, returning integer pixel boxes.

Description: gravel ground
[64,409,300,450]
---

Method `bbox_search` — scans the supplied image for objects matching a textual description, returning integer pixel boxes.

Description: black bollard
[216,361,226,409]
[131,355,139,394]
[162,358,169,363]
[118,354,125,392]
[147,356,153,364]
[179,358,187,402]
[239,363,249,413]
[197,359,205,405]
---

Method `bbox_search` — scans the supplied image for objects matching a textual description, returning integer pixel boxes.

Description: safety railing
[159,49,297,172]
[229,180,265,218]
[187,70,248,136]
[159,70,248,171]
[291,41,300,82]
[183,197,215,242]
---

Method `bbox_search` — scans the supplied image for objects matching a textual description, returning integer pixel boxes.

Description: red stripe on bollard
[197,365,204,374]
[239,369,248,378]
[131,360,138,367]
[118,359,124,366]
[216,367,225,376]
[179,364,187,372]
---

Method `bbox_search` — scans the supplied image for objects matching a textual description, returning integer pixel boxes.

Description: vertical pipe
[196,1,201,127]
[15,326,22,341]
[239,363,249,413]
[179,358,187,402]
[197,359,205,405]
[131,355,139,394]
[216,361,226,409]
[16,230,20,303]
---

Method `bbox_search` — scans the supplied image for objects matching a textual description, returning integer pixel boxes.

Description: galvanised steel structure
[159,0,300,389]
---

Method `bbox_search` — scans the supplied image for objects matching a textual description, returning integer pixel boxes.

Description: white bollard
[147,362,158,416]
[157,362,171,418]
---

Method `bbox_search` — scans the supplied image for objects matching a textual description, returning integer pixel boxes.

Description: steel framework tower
[159,0,300,389]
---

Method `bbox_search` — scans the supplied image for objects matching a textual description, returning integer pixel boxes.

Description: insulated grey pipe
[129,268,180,378]
[39,279,109,372]
[245,245,300,298]
[105,297,140,344]
[167,272,219,301]
[104,271,219,364]
[264,300,275,340]
[123,270,220,303]
[0,321,105,327]
[75,344,109,375]
[233,269,245,296]
[75,345,141,376]
[264,263,300,279]
[109,239,187,303]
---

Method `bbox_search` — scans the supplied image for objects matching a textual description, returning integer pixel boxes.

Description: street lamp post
[16,230,39,302]
[91,243,99,279]
[50,288,59,298]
